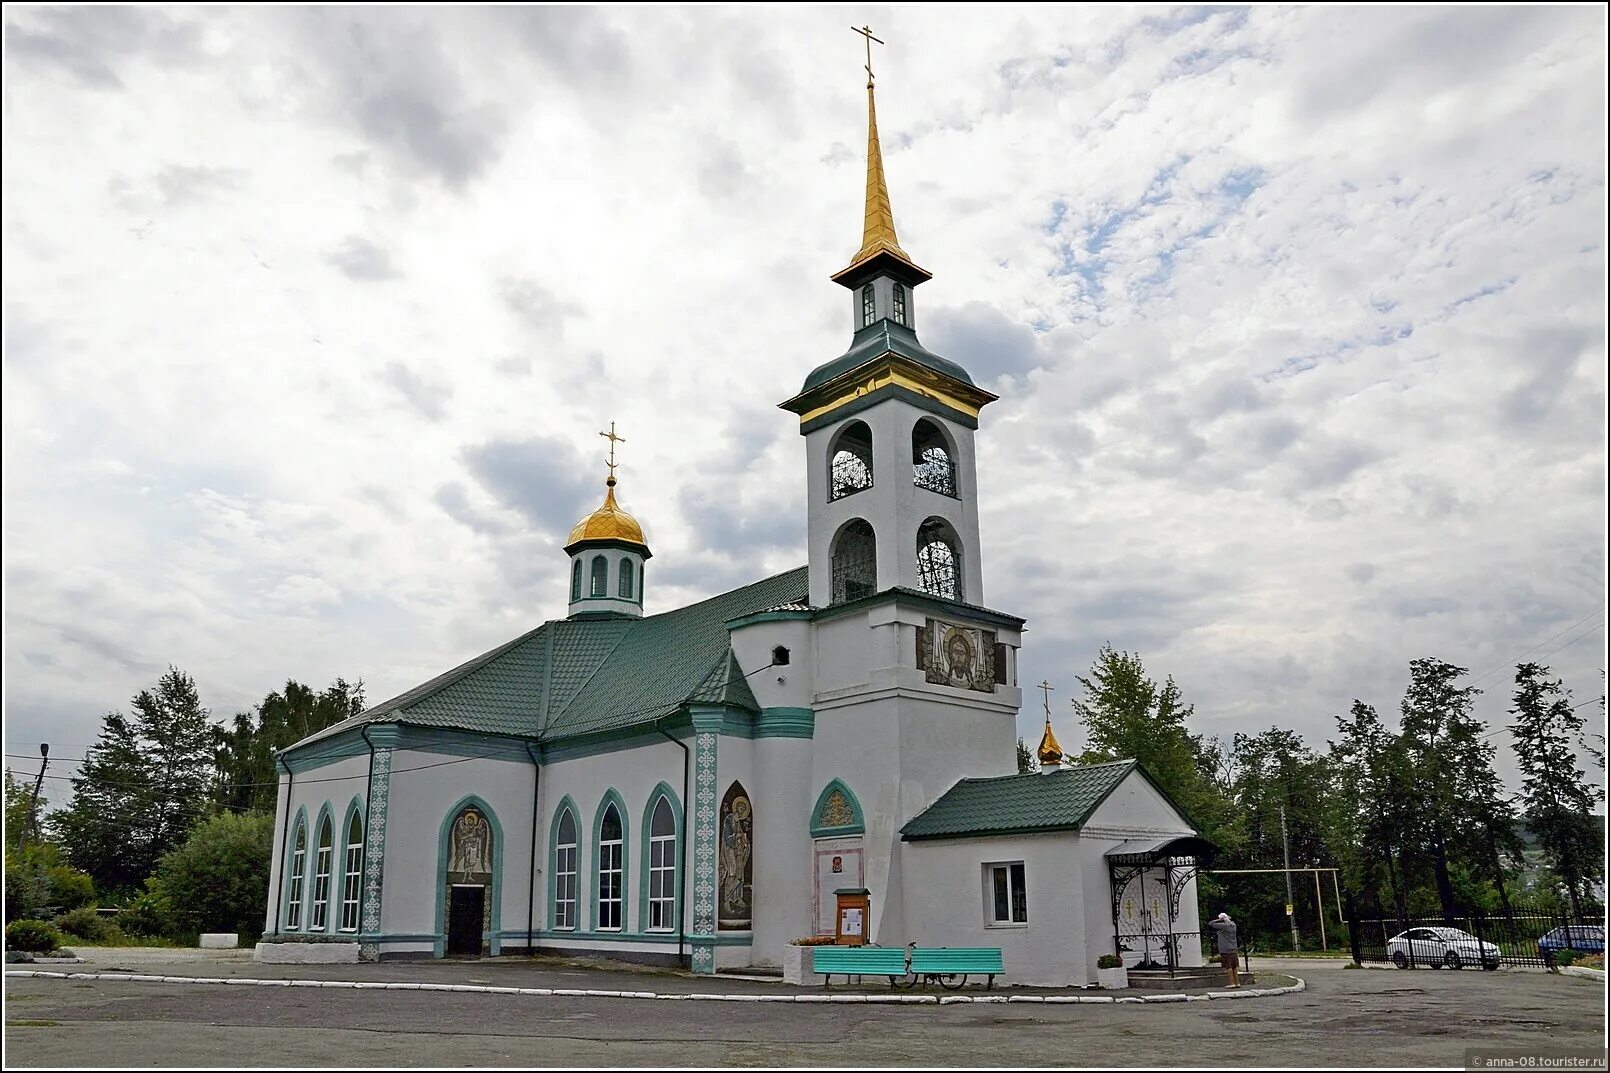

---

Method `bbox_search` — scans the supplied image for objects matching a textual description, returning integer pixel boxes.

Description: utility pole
[19,743,49,852]
[1279,802,1299,952]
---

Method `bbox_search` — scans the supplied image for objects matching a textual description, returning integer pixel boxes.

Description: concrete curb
[4,969,1307,1005]
[1560,966,1606,981]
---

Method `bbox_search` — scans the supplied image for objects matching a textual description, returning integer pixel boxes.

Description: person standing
[1208,912,1240,988]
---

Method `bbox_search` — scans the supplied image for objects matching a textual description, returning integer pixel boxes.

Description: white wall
[265,751,373,937]
[901,833,1085,985]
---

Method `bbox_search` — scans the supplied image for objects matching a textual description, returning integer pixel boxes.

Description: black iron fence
[1347,898,1605,970]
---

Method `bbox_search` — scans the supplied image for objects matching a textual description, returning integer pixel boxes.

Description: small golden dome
[566,478,650,552]
[1036,718,1064,768]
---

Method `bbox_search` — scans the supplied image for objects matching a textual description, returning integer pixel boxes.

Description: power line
[1467,607,1606,688]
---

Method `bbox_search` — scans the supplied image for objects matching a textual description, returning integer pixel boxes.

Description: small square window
[985,861,1027,925]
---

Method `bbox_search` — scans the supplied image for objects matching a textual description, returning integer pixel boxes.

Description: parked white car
[1386,927,1501,970]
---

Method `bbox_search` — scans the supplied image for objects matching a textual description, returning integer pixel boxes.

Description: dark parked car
[1537,925,1605,960]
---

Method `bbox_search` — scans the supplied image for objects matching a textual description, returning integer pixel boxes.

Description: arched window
[647,797,677,932]
[912,419,957,498]
[286,820,307,929]
[830,519,877,604]
[828,421,873,500]
[553,809,578,930]
[310,815,334,930]
[590,555,607,598]
[571,559,583,602]
[598,803,624,931]
[861,283,876,328]
[340,810,363,932]
[892,282,907,325]
[619,558,635,600]
[917,517,961,601]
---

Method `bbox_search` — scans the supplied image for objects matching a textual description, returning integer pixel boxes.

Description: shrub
[53,907,121,943]
[3,846,96,923]
[1097,953,1125,969]
[1554,948,1581,968]
[117,881,175,938]
[789,936,839,946]
[6,919,63,953]
[156,812,273,944]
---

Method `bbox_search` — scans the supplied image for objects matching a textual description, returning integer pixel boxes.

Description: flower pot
[1096,965,1129,990]
[782,943,819,986]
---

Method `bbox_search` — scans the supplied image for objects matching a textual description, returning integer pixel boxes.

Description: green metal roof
[900,760,1163,842]
[286,566,808,754]
[799,319,976,393]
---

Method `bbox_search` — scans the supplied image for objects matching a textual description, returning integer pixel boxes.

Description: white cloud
[3,6,1604,791]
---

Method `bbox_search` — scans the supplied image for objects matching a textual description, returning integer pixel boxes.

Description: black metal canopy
[1105,835,1218,869]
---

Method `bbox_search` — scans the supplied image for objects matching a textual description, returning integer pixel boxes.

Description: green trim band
[756,707,815,739]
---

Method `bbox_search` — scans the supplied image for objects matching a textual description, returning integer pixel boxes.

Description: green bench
[811,945,910,987]
[909,946,1004,989]
[811,945,1006,989]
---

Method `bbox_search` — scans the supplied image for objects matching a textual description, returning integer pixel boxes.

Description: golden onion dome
[1036,717,1064,769]
[565,477,650,554]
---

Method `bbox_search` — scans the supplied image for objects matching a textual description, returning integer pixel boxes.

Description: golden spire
[831,26,930,285]
[1036,680,1064,769]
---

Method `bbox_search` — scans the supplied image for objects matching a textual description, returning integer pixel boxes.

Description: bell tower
[781,33,997,610]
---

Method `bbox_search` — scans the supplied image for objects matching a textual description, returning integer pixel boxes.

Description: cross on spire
[1039,680,1054,722]
[852,24,884,86]
[599,421,626,482]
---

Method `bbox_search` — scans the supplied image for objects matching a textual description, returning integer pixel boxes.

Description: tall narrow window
[987,862,1028,924]
[892,282,907,325]
[341,811,363,932]
[648,797,677,932]
[828,421,874,500]
[830,519,878,603]
[590,555,607,597]
[287,822,307,929]
[554,809,578,930]
[310,816,333,931]
[598,804,624,930]
[619,558,635,600]
[571,559,583,602]
[861,283,875,327]
[916,517,961,601]
[912,419,957,497]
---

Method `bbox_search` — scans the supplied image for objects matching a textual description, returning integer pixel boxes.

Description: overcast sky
[3,5,1606,799]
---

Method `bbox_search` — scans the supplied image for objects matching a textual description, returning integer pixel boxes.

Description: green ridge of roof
[284,566,809,755]
[899,760,1139,842]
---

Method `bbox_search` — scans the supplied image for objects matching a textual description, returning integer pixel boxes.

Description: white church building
[263,66,1210,986]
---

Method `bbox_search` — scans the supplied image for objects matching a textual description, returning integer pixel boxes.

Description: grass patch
[8,1020,61,1028]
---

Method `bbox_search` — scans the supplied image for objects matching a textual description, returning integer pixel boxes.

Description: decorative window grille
[917,520,959,601]
[829,423,874,500]
[590,555,607,598]
[861,283,876,327]
[619,559,634,600]
[892,282,907,325]
[310,817,333,930]
[287,823,306,929]
[598,805,624,930]
[912,420,958,498]
[830,520,878,603]
[648,798,677,932]
[341,812,363,932]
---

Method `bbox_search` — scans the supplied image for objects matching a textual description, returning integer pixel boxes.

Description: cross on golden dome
[599,421,626,483]
[1036,679,1065,768]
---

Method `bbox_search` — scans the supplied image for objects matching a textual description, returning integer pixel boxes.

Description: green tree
[5,769,38,853]
[1325,700,1414,916]
[156,811,276,943]
[1397,657,1486,921]
[1071,644,1233,848]
[1510,662,1603,922]
[51,667,216,892]
[213,679,364,813]
[1015,737,1038,775]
